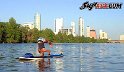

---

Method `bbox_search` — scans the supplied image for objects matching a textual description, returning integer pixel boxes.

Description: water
[0,43,124,72]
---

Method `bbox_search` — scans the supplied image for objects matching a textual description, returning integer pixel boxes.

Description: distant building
[90,29,97,39]
[86,26,90,37]
[99,30,108,39]
[120,35,124,40]
[79,17,84,36]
[34,12,41,31]
[71,21,76,36]
[54,18,63,34]
[22,22,34,29]
[60,28,72,35]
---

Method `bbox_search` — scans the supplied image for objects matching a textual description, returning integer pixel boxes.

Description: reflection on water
[36,58,50,72]
[54,58,63,72]
[0,43,124,72]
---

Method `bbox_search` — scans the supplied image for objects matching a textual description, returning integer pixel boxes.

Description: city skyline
[0,0,124,40]
[22,15,109,40]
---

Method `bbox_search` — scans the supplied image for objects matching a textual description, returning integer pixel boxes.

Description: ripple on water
[109,61,124,64]
[0,43,124,72]
[0,56,5,60]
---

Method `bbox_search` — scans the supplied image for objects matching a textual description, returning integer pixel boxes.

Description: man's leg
[38,49,44,56]
[42,48,51,56]
[40,52,44,56]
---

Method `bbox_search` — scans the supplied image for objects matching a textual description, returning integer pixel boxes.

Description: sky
[0,0,124,40]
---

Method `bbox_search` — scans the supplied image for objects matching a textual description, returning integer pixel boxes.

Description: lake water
[0,43,124,72]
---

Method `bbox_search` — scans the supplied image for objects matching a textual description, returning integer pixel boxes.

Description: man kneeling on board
[37,37,52,56]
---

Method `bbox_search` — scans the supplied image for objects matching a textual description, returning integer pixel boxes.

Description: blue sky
[0,0,124,40]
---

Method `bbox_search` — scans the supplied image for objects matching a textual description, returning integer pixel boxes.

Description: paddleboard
[18,53,64,60]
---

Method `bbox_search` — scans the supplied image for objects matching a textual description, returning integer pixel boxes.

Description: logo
[80,1,123,10]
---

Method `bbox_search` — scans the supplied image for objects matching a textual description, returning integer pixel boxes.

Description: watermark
[80,1,123,10]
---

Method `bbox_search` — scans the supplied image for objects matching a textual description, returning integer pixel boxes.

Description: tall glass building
[54,18,63,34]
[79,17,84,36]
[34,12,41,31]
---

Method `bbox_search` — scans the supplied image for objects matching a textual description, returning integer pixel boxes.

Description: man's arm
[43,39,53,48]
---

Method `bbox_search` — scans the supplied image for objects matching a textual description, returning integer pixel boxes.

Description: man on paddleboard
[37,37,52,56]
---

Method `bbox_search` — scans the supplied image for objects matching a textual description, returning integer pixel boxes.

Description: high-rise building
[61,28,72,35]
[86,26,90,37]
[54,18,63,34]
[71,21,76,36]
[120,35,124,40]
[90,29,97,39]
[99,30,108,39]
[79,17,84,36]
[22,22,34,29]
[34,12,41,31]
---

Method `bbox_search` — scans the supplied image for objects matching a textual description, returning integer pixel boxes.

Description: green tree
[20,26,29,42]
[0,22,4,42]
[0,22,7,43]
[6,17,21,43]
[74,36,82,43]
[55,32,66,43]
[40,28,55,42]
[31,28,40,42]
[67,34,74,43]
[90,37,96,43]
[96,39,108,43]
[27,28,40,42]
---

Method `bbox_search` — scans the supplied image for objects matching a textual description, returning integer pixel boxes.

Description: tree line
[0,17,108,43]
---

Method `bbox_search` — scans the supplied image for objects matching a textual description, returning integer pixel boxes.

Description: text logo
[80,1,123,10]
